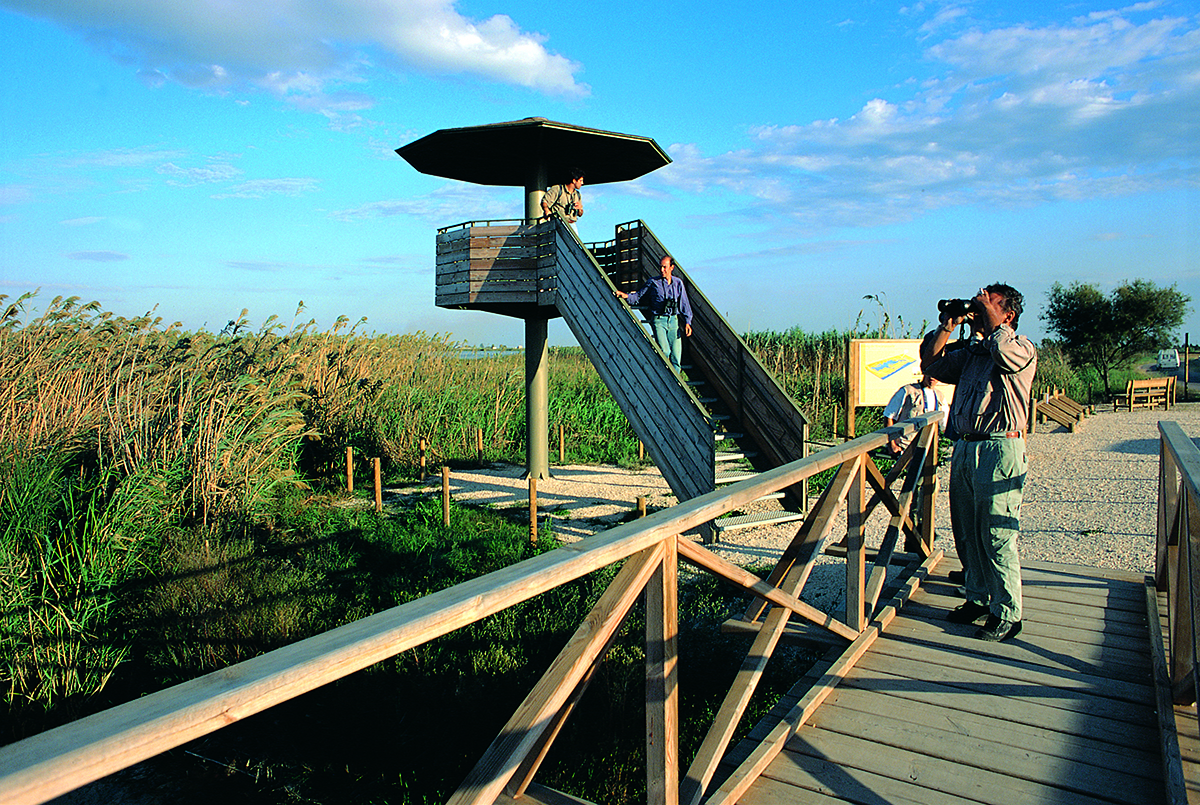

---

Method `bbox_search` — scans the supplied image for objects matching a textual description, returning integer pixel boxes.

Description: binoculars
[938,298,982,318]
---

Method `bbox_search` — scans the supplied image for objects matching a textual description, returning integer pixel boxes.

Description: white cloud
[332,183,519,225]
[2,0,587,103]
[212,178,320,199]
[156,162,243,186]
[645,5,1200,234]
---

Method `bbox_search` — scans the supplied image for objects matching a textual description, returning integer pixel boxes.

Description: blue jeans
[949,436,1027,622]
[650,315,683,373]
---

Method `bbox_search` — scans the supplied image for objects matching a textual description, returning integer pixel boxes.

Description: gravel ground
[398,402,1200,611]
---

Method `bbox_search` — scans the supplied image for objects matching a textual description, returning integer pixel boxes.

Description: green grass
[10,489,818,804]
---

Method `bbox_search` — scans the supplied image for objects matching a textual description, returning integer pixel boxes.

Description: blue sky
[2,0,1197,347]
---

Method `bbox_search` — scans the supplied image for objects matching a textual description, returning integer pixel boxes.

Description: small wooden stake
[637,496,647,519]
[638,439,645,462]
[373,458,382,513]
[346,446,354,492]
[442,466,450,527]
[476,427,484,466]
[419,437,427,482]
[529,477,538,544]
[558,422,565,464]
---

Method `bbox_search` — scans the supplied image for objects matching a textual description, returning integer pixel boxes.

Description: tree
[1041,279,1191,397]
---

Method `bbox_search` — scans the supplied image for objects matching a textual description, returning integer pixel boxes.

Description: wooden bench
[1030,388,1088,433]
[1113,376,1175,411]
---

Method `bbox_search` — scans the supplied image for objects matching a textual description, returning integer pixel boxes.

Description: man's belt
[960,431,1023,442]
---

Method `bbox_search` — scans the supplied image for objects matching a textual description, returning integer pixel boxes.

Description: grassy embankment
[0,292,1128,802]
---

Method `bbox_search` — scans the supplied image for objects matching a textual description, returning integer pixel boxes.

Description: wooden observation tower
[397,117,671,480]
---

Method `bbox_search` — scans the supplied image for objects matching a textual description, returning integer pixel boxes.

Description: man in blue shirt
[615,255,694,374]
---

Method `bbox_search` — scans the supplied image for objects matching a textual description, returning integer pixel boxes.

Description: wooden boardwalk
[715,556,1184,805]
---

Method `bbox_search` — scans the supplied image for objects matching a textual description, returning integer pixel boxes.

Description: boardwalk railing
[0,413,943,805]
[1156,420,1200,709]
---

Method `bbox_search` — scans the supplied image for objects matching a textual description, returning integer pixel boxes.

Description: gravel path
[399,402,1200,608]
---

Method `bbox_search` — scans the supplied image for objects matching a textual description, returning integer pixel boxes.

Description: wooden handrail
[1156,421,1200,709]
[0,413,944,805]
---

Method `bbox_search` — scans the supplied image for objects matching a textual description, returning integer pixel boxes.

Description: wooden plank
[436,244,544,263]
[677,540,857,641]
[839,664,1161,749]
[778,721,1140,805]
[1147,579,1192,804]
[804,698,1162,803]
[851,650,1155,726]
[884,612,1152,681]
[494,782,595,805]
[706,552,942,805]
[438,289,538,305]
[435,266,542,283]
[645,538,679,805]
[820,682,1160,779]
[737,765,954,805]
[865,630,1155,705]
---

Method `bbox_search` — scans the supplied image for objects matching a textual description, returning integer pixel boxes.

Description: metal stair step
[715,510,806,533]
[714,432,744,442]
[714,452,748,463]
[716,470,758,485]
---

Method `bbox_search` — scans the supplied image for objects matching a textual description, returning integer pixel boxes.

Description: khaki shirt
[543,184,582,223]
[925,325,1037,437]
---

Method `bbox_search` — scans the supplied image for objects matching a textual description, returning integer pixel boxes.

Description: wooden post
[637,496,647,519]
[646,536,679,805]
[558,422,565,464]
[920,425,938,555]
[831,404,839,440]
[476,427,484,466]
[638,439,645,462]
[845,456,866,631]
[442,466,450,527]
[846,337,858,438]
[345,446,354,492]
[529,477,538,544]
[373,458,382,513]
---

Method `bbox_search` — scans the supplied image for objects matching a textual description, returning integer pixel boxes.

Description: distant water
[456,348,522,359]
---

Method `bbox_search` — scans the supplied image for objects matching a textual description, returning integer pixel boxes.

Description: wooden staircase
[550,221,715,504]
[585,220,811,538]
[432,216,811,539]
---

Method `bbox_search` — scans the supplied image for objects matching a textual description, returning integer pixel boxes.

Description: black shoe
[947,602,990,624]
[975,615,1022,642]
[948,569,965,584]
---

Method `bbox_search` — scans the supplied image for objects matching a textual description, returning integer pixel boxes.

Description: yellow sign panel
[850,338,957,409]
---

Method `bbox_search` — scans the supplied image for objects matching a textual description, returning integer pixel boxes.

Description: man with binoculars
[922,284,1037,642]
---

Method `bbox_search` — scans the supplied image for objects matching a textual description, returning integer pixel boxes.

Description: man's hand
[973,289,1009,332]
[684,323,693,337]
